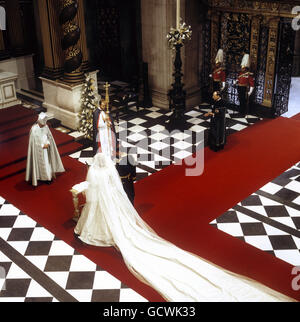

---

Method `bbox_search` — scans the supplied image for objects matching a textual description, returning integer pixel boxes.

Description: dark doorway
[84,0,141,83]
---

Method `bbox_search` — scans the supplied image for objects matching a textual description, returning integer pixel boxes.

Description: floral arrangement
[167,22,192,49]
[78,75,99,140]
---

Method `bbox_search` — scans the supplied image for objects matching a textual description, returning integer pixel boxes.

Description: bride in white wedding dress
[74,153,295,302]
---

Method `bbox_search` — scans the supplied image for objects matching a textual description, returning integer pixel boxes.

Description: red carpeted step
[0,141,83,181]
[0,105,37,126]
[0,123,33,144]
[1,116,300,302]
[0,114,36,135]
[0,127,76,168]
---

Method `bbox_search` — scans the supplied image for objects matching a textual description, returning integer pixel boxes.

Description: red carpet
[134,116,300,301]
[0,116,35,135]
[0,128,79,167]
[0,123,33,144]
[0,112,80,169]
[0,105,37,126]
[291,113,300,122]
[0,105,82,180]
[0,141,82,181]
[1,115,300,301]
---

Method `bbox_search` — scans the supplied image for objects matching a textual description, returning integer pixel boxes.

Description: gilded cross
[104,82,110,113]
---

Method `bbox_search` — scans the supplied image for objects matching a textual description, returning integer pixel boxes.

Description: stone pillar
[41,70,98,129]
[36,0,64,80]
[59,0,84,84]
[75,0,89,72]
[5,0,27,56]
[141,0,173,109]
[0,31,9,60]
[141,0,201,110]
[182,0,201,108]
[39,0,95,129]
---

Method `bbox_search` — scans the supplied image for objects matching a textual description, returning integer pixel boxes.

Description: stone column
[141,0,201,110]
[182,0,201,108]
[36,0,64,80]
[39,0,96,129]
[0,31,9,60]
[5,0,27,56]
[59,0,84,84]
[141,0,173,109]
[75,0,89,72]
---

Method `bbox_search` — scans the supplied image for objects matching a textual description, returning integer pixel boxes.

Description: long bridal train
[74,153,295,302]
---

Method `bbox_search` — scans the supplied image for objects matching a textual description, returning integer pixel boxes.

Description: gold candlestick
[176,0,180,30]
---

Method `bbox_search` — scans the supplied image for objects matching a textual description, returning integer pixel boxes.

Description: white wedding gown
[74,153,295,302]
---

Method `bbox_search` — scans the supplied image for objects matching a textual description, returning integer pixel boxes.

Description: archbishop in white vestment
[26,113,65,186]
[74,153,295,302]
[93,102,116,160]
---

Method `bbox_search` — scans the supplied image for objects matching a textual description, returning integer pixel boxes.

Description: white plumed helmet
[241,54,250,68]
[215,49,224,64]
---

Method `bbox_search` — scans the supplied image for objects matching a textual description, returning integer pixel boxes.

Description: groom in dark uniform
[205,91,227,152]
[115,144,136,205]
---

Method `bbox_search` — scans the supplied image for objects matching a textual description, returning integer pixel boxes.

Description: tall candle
[176,0,180,29]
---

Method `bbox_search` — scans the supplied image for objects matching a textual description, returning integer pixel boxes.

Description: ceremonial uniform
[210,49,226,93]
[116,154,136,205]
[236,54,255,116]
[212,67,226,92]
[237,71,254,115]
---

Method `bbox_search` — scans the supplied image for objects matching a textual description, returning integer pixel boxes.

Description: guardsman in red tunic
[210,49,226,92]
[235,54,254,116]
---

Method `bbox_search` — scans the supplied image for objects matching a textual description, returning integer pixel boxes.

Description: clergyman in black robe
[205,91,227,152]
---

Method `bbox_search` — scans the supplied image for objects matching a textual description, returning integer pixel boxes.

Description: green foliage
[78,75,98,140]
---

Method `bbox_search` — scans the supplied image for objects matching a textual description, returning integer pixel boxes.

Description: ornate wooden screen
[254,24,268,105]
[220,12,251,106]
[201,19,212,102]
[273,19,295,116]
[201,1,296,115]
[95,0,122,79]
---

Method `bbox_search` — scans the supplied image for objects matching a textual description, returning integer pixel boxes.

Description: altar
[0,72,21,109]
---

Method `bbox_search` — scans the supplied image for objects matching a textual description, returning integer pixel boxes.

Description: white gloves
[248,87,254,96]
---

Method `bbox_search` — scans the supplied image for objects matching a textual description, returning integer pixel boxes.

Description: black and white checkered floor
[70,103,262,179]
[210,162,300,266]
[1,100,299,302]
[0,195,146,302]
